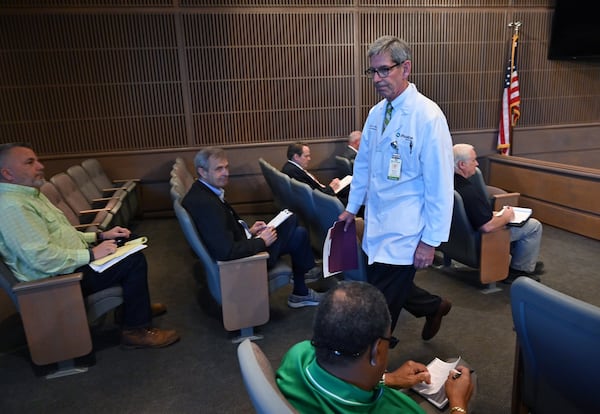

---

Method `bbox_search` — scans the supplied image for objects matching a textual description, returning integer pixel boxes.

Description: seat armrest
[218,252,271,332]
[12,272,92,365]
[217,252,270,266]
[12,272,83,293]
[492,192,520,211]
[73,223,100,230]
[79,207,112,214]
[479,228,511,283]
[113,178,140,183]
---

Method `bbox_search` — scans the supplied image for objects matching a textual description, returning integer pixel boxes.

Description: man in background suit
[282,142,349,204]
[182,147,322,308]
[342,130,361,161]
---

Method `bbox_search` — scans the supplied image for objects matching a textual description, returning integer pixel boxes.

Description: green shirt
[0,182,95,282]
[276,341,425,414]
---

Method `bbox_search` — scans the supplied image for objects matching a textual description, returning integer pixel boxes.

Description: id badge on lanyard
[387,140,401,180]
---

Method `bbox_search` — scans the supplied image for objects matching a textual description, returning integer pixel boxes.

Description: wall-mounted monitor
[548,0,600,61]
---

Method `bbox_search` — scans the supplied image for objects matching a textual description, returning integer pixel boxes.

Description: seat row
[168,158,293,343]
[41,158,140,231]
[438,167,520,292]
[258,157,366,282]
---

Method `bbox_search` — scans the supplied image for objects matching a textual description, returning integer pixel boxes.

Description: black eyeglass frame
[379,335,400,349]
[364,62,402,78]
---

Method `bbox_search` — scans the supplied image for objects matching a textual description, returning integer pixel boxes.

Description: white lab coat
[346,83,454,265]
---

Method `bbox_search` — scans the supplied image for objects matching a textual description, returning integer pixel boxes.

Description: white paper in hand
[267,209,293,228]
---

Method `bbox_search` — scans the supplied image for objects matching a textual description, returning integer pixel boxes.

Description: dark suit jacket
[181,180,266,261]
[342,146,358,161]
[281,161,336,196]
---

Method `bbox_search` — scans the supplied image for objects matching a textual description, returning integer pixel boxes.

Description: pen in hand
[451,368,475,379]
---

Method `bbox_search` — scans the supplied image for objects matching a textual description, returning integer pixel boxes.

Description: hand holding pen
[445,366,474,412]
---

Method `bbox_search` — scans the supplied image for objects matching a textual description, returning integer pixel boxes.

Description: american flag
[497,32,521,155]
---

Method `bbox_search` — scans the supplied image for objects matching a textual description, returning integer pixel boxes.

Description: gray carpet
[1,217,599,413]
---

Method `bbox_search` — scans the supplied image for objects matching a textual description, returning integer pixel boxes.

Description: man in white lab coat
[339,36,454,340]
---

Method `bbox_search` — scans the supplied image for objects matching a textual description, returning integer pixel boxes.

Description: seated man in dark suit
[342,130,361,162]
[182,147,322,308]
[282,142,349,204]
[453,143,544,283]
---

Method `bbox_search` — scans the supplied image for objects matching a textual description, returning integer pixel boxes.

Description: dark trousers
[267,214,315,295]
[78,251,152,329]
[367,262,441,332]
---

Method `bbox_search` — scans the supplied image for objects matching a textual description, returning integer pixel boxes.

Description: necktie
[383,101,393,131]
[306,170,326,188]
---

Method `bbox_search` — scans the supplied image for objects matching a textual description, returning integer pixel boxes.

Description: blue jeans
[509,218,543,272]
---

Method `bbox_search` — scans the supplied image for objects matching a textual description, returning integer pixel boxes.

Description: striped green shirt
[0,182,95,281]
[276,341,425,413]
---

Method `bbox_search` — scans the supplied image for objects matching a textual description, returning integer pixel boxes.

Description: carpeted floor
[1,217,599,413]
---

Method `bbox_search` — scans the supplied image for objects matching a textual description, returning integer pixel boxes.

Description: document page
[267,209,293,228]
[496,206,532,226]
[90,237,148,273]
[334,175,352,194]
[411,357,461,409]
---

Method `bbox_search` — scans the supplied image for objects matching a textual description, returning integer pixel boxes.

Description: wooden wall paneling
[488,155,600,240]
[1,1,599,217]
[518,196,600,241]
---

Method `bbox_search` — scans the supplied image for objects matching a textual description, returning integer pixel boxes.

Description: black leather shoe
[507,268,541,283]
[533,261,545,275]
[422,299,452,341]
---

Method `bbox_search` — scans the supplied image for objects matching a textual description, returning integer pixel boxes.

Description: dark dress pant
[367,263,441,332]
[78,251,152,329]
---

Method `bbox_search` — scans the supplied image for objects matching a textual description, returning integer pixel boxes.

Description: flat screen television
[548,0,600,61]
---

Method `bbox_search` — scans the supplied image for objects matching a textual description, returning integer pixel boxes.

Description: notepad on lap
[495,206,533,227]
[90,237,148,273]
[411,357,461,409]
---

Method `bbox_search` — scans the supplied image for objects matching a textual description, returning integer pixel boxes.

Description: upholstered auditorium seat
[511,277,600,413]
[66,164,132,226]
[40,181,110,231]
[438,168,516,292]
[0,258,123,379]
[81,158,140,218]
[50,172,124,228]
[173,197,291,343]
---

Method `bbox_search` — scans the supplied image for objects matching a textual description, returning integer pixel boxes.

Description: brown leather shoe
[121,327,180,349]
[422,299,452,341]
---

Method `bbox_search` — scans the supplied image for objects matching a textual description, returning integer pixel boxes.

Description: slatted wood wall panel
[0,12,187,154]
[0,1,598,157]
[183,12,355,146]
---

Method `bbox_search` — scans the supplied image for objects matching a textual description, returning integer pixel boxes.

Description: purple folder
[327,220,358,273]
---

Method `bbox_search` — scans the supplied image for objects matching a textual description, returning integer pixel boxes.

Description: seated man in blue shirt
[182,147,322,308]
[276,281,474,413]
[0,142,179,349]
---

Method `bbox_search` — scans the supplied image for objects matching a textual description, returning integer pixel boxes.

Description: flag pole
[507,21,521,154]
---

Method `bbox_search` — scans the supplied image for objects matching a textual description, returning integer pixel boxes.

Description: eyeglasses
[379,335,399,349]
[364,63,401,78]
